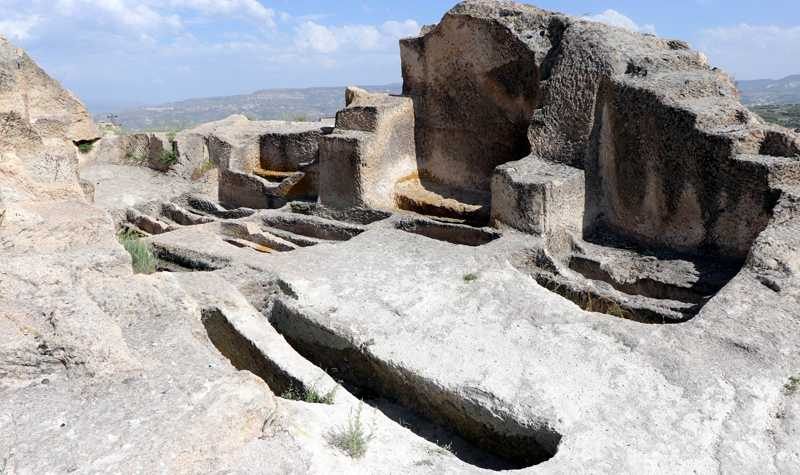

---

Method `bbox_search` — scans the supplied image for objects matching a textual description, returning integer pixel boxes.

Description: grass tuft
[117,229,157,274]
[77,142,94,154]
[463,273,478,283]
[326,403,374,459]
[191,159,216,181]
[785,375,800,395]
[282,383,337,405]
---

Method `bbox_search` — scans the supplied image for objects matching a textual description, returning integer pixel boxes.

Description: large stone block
[492,157,585,239]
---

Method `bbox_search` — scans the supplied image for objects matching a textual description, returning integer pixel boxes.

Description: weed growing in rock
[117,229,156,274]
[191,159,216,181]
[463,273,479,283]
[282,383,337,405]
[159,150,178,167]
[77,142,93,154]
[166,130,178,142]
[607,302,631,320]
[326,403,374,459]
[785,375,800,395]
[428,440,453,456]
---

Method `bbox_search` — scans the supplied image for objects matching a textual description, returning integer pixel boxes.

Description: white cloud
[582,10,656,35]
[381,20,422,39]
[54,0,181,31]
[294,19,420,53]
[698,23,800,79]
[295,21,339,53]
[168,0,275,28]
[0,15,41,41]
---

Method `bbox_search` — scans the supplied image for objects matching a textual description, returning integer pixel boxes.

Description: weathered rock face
[0,36,99,210]
[3,4,800,475]
[400,5,544,191]
[398,1,800,262]
[0,36,97,145]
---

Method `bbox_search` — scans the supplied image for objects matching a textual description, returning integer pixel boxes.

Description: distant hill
[749,104,800,130]
[738,75,800,105]
[99,84,402,132]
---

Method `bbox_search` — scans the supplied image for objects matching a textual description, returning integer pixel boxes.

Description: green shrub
[463,273,478,283]
[159,150,178,166]
[77,142,94,154]
[326,403,374,459]
[117,229,156,274]
[786,375,800,395]
[282,383,337,404]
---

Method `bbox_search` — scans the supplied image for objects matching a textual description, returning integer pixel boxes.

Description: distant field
[749,104,800,130]
[97,84,402,133]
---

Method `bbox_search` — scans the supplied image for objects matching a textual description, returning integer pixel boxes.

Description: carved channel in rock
[287,202,391,225]
[395,218,501,247]
[268,299,562,469]
[201,308,302,395]
[150,244,222,272]
[260,214,366,242]
[521,234,744,324]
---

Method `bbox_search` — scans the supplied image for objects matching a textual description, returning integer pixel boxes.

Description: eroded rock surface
[2,2,800,474]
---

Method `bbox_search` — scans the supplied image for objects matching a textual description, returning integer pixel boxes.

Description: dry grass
[326,403,374,459]
[191,159,216,181]
[118,229,156,274]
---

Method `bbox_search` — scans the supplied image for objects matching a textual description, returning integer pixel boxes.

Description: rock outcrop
[2,3,800,474]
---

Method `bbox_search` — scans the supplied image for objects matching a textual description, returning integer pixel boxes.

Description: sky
[0,0,798,112]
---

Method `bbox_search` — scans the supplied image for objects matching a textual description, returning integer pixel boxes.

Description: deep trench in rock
[200,304,561,471]
[267,299,561,470]
[395,218,502,247]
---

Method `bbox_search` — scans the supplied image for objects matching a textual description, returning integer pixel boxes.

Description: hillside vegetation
[750,104,800,130]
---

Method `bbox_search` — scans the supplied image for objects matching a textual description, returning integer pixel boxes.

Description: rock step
[253,168,301,182]
[260,212,366,242]
[261,226,326,247]
[220,221,298,252]
[394,175,490,226]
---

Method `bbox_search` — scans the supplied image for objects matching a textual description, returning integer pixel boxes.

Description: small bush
[282,383,337,405]
[117,229,157,274]
[463,273,478,283]
[786,375,800,395]
[326,403,374,459]
[166,130,177,142]
[159,150,178,166]
[77,142,94,154]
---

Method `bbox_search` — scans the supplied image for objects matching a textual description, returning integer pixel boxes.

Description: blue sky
[1,0,797,112]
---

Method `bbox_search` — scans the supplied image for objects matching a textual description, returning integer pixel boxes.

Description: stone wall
[400,6,547,191]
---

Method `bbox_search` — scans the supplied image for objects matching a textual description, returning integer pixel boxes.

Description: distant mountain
[737,75,800,106]
[98,84,403,132]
